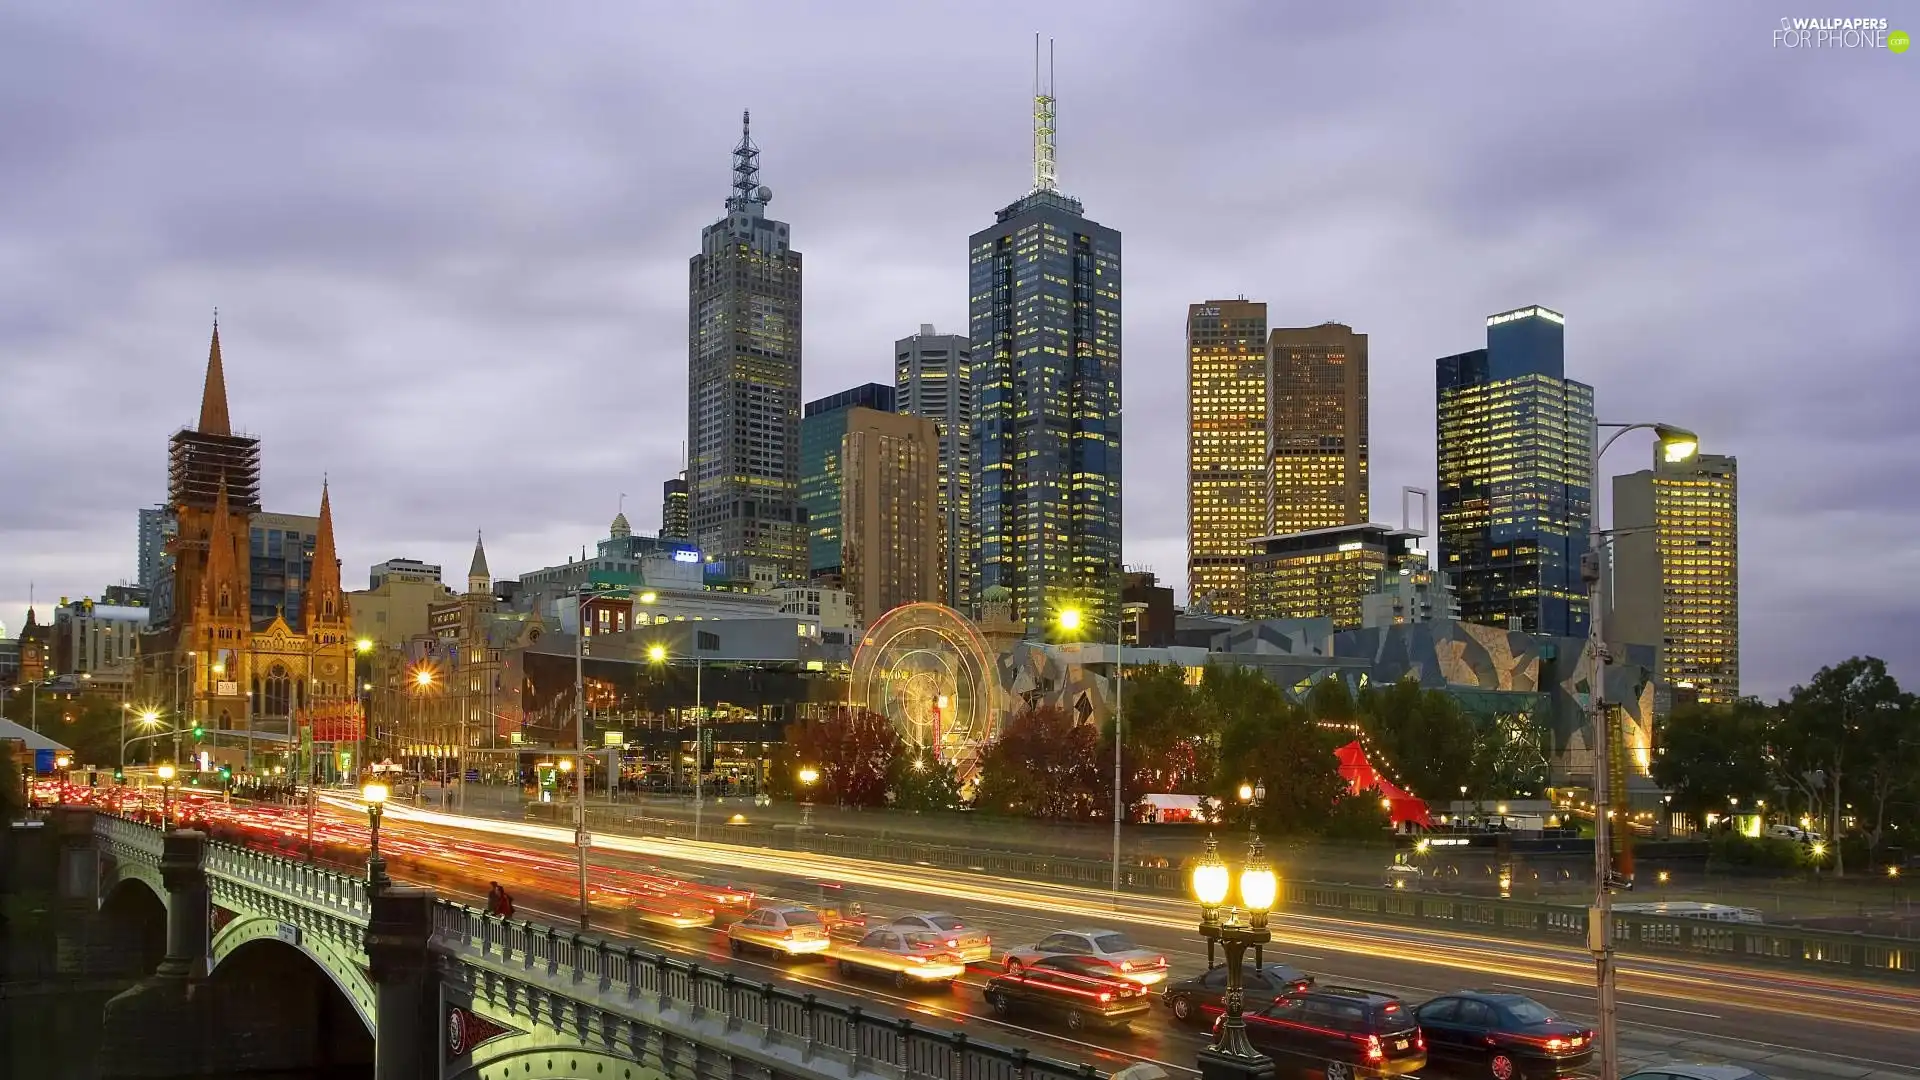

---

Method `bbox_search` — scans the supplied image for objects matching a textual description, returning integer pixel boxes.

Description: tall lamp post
[156,763,176,830]
[362,779,390,891]
[573,591,593,932]
[798,765,819,828]
[1192,833,1278,1080]
[1058,600,1150,909]
[1585,420,1696,1080]
[645,643,712,823]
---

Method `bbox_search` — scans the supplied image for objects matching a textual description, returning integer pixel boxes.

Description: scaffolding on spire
[726,110,764,213]
[1032,35,1057,194]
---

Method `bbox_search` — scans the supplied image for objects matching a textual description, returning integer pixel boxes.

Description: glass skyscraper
[1436,305,1594,638]
[800,383,896,578]
[1186,300,1267,616]
[969,188,1122,632]
[687,113,805,580]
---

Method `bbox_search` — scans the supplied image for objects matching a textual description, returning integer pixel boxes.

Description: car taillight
[1098,992,1112,1002]
[1547,1038,1565,1051]
[1120,960,1133,971]
[1365,1036,1384,1062]
[1155,956,1165,967]
[1416,1031,1426,1051]
[947,940,958,947]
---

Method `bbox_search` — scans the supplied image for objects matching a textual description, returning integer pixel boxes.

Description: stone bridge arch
[452,1044,669,1080]
[97,850,167,914]
[210,915,377,1036]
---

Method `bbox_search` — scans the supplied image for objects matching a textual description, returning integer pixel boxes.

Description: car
[1231,986,1426,1078]
[1003,928,1169,985]
[1620,1060,1766,1068]
[875,912,992,964]
[831,927,967,989]
[727,904,831,957]
[1163,962,1315,1026]
[984,954,1154,1033]
[1415,991,1593,1078]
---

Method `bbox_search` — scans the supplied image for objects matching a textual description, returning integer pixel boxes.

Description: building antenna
[1032,34,1057,194]
[618,492,627,515]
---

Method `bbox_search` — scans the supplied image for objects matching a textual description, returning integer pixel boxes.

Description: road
[342,798,1919,1080]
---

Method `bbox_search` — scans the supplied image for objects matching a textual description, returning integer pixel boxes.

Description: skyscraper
[971,44,1122,631]
[800,383,896,579]
[1611,449,1739,703]
[660,472,689,542]
[688,112,805,580]
[1437,305,1595,638]
[841,409,943,625]
[895,325,975,610]
[1186,300,1268,616]
[1267,322,1369,536]
[138,503,176,597]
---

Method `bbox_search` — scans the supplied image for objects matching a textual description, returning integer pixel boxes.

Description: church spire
[306,477,345,630]
[202,474,244,621]
[199,313,232,436]
[467,531,490,596]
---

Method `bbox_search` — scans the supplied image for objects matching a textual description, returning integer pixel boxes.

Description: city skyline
[1,3,1913,700]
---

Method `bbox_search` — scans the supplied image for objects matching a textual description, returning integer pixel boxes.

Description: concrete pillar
[365,885,436,1080]
[155,829,210,981]
[53,806,97,900]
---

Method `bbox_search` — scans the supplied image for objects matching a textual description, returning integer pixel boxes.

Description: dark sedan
[1162,962,1315,1026]
[1415,991,1594,1079]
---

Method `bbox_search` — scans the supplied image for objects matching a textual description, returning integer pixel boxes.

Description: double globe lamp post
[1191,833,1279,1080]
[362,779,390,892]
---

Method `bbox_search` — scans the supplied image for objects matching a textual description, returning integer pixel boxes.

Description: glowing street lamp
[798,765,820,828]
[1056,607,1083,633]
[156,764,177,828]
[355,638,374,654]
[1191,834,1278,1079]
[362,780,390,891]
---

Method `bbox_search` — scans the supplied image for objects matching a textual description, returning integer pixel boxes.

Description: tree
[1205,666,1345,835]
[1358,678,1475,803]
[888,754,963,813]
[1105,663,1216,807]
[1774,657,1907,876]
[3,691,123,769]
[781,709,902,808]
[0,739,22,823]
[974,704,1106,820]
[1650,699,1774,825]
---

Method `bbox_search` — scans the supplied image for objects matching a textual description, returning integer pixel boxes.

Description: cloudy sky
[1,2,1913,701]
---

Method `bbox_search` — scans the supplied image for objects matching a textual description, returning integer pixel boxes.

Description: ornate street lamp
[797,765,820,828]
[363,779,390,892]
[156,764,176,829]
[1193,833,1278,1080]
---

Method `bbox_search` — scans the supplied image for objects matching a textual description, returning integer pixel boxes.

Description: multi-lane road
[331,798,1919,1080]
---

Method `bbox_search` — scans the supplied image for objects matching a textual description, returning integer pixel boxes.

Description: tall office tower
[895,325,976,610]
[801,383,897,578]
[660,472,689,541]
[687,112,805,580]
[138,503,177,600]
[970,42,1123,631]
[1436,305,1595,638]
[841,409,944,625]
[1267,322,1369,535]
[1612,449,1739,703]
[1186,300,1268,616]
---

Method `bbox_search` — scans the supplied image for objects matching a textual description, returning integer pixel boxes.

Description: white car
[1002,928,1168,985]
[728,904,830,957]
[879,912,992,964]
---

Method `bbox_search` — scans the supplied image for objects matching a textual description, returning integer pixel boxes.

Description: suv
[1229,986,1426,1078]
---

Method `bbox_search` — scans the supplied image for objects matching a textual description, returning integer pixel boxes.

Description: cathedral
[139,322,361,770]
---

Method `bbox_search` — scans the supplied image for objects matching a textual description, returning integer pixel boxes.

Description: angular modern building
[1267,321,1369,536]
[970,58,1122,632]
[800,383,896,579]
[1437,306,1594,638]
[1186,299,1268,616]
[687,112,805,580]
[895,325,976,610]
[1244,522,1424,629]
[660,472,689,542]
[1611,448,1739,703]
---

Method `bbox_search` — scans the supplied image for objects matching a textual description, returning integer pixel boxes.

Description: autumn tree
[1357,677,1475,804]
[1650,699,1775,826]
[1774,657,1906,875]
[888,754,964,813]
[974,704,1106,820]
[1104,663,1216,807]
[781,709,903,808]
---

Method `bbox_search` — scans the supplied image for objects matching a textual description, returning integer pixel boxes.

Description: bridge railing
[432,902,1102,1080]
[204,840,371,920]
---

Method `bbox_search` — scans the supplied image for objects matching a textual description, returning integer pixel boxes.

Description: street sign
[465,769,479,782]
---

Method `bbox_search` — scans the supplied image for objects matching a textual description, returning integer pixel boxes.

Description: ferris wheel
[851,603,1000,786]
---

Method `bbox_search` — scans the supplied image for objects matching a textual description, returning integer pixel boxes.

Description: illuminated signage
[672,549,700,563]
[1337,542,1364,552]
[1194,306,1220,317]
[1486,306,1566,328]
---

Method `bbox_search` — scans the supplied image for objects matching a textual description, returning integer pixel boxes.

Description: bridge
[67,808,1103,1080]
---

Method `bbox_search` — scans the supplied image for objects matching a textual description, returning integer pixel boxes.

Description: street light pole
[574,590,591,931]
[1192,834,1278,1080]
[1113,600,1149,909]
[1585,419,1696,1080]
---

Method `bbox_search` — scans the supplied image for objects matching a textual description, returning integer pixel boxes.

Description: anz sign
[672,549,700,563]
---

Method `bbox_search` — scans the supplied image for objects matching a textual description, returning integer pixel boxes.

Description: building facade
[660,473,689,542]
[894,325,976,610]
[1437,306,1594,638]
[1267,322,1369,536]
[249,511,320,627]
[800,383,896,578]
[1246,523,1424,628]
[840,408,943,625]
[1611,449,1739,703]
[1186,299,1269,616]
[1361,565,1460,629]
[969,83,1121,632]
[138,505,177,595]
[687,112,805,580]
[369,558,443,589]
[51,596,151,693]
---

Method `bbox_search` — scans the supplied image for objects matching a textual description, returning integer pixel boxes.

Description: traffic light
[192,724,204,742]
[113,767,125,783]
